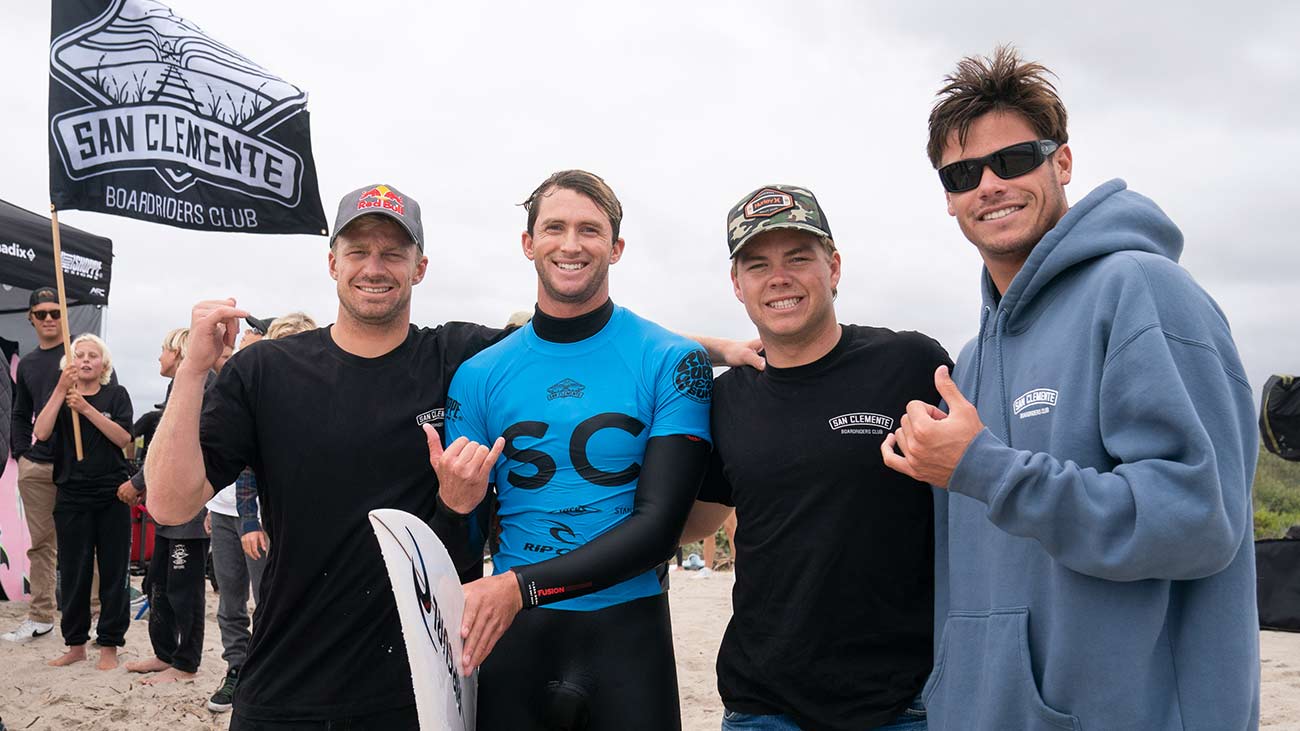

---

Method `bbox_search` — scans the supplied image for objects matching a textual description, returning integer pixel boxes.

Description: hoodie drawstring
[996,310,1011,446]
[971,306,991,408]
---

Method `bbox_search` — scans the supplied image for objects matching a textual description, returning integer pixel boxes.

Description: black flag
[48,0,328,235]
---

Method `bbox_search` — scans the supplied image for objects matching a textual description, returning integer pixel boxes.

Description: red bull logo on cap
[357,185,405,216]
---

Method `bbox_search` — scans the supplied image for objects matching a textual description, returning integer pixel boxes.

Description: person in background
[34,333,133,671]
[691,513,737,580]
[205,311,317,714]
[122,328,210,685]
[1,347,11,474]
[5,288,105,643]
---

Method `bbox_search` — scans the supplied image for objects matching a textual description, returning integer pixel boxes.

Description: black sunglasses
[938,139,1059,193]
[32,309,62,321]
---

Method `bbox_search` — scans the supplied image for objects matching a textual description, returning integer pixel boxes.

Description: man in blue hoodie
[882,45,1260,730]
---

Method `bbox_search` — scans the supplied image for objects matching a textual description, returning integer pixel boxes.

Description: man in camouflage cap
[682,184,951,731]
[724,184,832,258]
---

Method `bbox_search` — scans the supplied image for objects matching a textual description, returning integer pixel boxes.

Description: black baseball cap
[29,287,58,308]
[245,315,276,335]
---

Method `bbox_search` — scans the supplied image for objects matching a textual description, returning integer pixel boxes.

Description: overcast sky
[2,1,1297,416]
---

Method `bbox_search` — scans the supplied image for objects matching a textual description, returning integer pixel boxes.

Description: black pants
[229,704,418,730]
[147,535,209,672]
[478,593,681,731]
[52,500,131,647]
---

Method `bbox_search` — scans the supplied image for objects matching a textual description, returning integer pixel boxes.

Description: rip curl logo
[416,407,445,427]
[673,350,713,403]
[170,542,190,570]
[828,412,894,435]
[49,0,309,205]
[542,519,579,546]
[1013,388,1058,419]
[547,378,585,401]
[743,188,795,219]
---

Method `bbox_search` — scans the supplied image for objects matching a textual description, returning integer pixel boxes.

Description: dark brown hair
[927,45,1068,168]
[521,170,623,242]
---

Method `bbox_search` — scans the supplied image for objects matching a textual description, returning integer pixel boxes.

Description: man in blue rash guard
[429,169,713,730]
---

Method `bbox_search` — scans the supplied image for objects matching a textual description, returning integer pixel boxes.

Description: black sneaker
[207,668,238,713]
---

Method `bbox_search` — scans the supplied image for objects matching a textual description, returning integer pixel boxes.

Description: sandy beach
[1,570,1297,730]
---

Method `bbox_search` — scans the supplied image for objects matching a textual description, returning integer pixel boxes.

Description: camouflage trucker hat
[726,184,832,258]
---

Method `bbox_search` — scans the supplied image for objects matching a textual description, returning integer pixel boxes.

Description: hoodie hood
[982,179,1184,328]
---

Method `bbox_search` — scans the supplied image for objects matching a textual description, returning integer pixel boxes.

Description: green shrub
[1253,448,1300,539]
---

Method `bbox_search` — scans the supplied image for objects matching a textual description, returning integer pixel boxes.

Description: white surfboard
[369,508,477,731]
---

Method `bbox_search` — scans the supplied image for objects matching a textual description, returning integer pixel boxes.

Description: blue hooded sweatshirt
[926,180,1259,731]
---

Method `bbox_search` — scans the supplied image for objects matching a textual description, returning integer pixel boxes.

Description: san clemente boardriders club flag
[48,0,327,235]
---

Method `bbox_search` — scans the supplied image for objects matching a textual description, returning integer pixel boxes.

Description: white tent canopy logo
[50,0,309,205]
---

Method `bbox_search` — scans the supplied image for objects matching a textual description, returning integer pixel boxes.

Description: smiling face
[522,187,625,317]
[329,216,427,329]
[29,303,63,345]
[941,110,1071,288]
[731,228,840,346]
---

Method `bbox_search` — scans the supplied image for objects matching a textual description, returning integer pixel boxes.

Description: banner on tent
[49,0,327,235]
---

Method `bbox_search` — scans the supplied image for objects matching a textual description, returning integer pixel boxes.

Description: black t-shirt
[51,383,133,509]
[699,325,951,731]
[13,343,118,463]
[13,344,67,463]
[199,323,505,721]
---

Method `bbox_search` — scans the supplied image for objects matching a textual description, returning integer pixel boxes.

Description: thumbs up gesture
[881,365,984,489]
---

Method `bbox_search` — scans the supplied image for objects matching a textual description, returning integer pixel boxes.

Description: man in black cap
[682,185,951,731]
[5,289,76,643]
[144,184,486,729]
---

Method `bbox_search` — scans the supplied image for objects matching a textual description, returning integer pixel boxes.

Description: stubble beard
[969,184,1070,267]
[338,280,410,329]
[536,258,609,309]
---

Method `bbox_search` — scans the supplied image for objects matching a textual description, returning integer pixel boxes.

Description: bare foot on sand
[48,646,87,666]
[125,656,171,673]
[97,646,119,671]
[141,666,197,685]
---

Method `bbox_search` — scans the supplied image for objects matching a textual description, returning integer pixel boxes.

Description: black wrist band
[434,493,471,520]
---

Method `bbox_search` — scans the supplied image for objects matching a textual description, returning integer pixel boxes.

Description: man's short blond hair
[267,312,318,340]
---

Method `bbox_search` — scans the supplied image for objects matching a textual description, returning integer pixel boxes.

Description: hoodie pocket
[922,608,1081,731]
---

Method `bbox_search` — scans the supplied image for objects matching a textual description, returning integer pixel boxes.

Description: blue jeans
[722,695,927,731]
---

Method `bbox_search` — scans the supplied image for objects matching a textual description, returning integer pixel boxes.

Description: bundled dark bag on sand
[1261,374,1300,461]
[1257,537,1300,632]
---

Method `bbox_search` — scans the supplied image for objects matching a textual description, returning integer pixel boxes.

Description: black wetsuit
[444,301,712,730]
